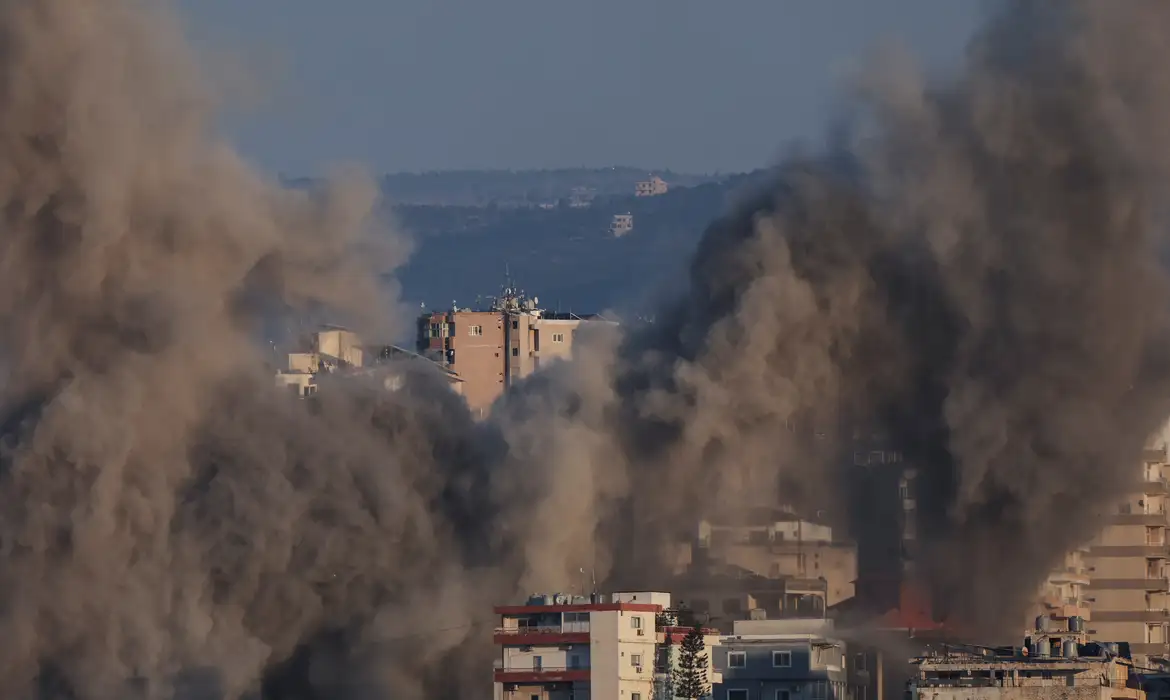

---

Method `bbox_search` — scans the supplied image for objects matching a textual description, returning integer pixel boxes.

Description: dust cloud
[0,0,1168,698]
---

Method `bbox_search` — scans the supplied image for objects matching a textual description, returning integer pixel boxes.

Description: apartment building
[493,592,670,700]
[635,176,669,197]
[418,289,617,417]
[1026,547,1093,635]
[692,513,857,608]
[1086,445,1170,665]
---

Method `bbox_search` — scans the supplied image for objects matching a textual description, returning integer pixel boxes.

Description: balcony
[493,666,591,684]
[493,626,590,646]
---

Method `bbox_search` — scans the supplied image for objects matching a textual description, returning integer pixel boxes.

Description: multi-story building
[691,512,857,608]
[1026,547,1093,635]
[1087,443,1170,665]
[635,176,669,197]
[714,619,854,700]
[418,289,617,417]
[493,592,671,700]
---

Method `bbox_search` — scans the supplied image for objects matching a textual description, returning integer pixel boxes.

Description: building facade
[1027,547,1093,636]
[1087,444,1170,664]
[418,289,616,417]
[493,592,670,700]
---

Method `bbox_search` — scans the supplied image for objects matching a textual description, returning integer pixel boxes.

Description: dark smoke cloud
[1,0,1169,698]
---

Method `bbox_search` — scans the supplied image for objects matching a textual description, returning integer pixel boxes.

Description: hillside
[392,170,774,315]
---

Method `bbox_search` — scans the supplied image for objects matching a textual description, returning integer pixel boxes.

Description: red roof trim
[494,603,661,615]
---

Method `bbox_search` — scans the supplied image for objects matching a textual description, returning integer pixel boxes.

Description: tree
[673,623,710,700]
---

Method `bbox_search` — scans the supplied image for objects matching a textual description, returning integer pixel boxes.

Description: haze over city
[0,2,1168,700]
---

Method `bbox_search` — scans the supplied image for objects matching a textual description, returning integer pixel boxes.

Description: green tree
[673,623,710,700]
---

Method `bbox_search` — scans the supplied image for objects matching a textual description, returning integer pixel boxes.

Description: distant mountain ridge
[283,167,724,207]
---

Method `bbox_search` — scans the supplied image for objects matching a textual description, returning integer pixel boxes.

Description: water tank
[1063,640,1078,658]
[1035,638,1051,658]
[1036,615,1051,633]
[1069,616,1084,633]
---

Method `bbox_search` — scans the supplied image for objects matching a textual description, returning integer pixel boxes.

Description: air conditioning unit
[634,666,643,674]
[637,628,645,636]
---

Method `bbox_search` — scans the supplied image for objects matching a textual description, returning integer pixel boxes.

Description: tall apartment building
[418,288,617,417]
[493,591,677,700]
[1086,443,1170,665]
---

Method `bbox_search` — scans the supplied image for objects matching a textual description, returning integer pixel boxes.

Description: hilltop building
[636,176,669,197]
[417,285,617,417]
[610,213,634,237]
[1087,436,1170,666]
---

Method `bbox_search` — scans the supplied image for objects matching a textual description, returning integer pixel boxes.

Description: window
[854,653,867,672]
[632,695,642,700]
[773,651,792,667]
[777,692,790,700]
[728,691,749,700]
[810,682,827,700]
[728,651,746,668]
[631,616,643,629]
[512,348,519,357]
[533,656,543,671]
[569,655,581,669]
[631,654,643,667]
[468,325,483,336]
[512,320,519,329]
[553,333,565,343]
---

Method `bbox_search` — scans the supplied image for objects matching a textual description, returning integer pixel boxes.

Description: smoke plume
[0,0,1169,697]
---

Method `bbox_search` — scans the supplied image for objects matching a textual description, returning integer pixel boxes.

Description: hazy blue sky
[178,1,985,176]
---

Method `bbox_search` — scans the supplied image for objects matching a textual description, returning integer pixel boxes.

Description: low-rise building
[714,619,854,700]
[908,642,1145,700]
[610,213,634,237]
[493,592,671,700]
[636,176,669,197]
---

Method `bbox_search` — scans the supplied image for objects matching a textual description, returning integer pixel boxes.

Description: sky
[178,1,985,177]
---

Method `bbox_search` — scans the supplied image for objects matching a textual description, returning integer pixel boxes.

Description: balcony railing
[494,625,590,635]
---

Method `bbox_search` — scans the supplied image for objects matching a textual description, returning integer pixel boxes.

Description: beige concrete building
[418,291,617,417]
[494,592,696,700]
[1086,443,1170,664]
[692,513,857,608]
[276,327,462,398]
[636,176,669,197]
[1026,547,1093,635]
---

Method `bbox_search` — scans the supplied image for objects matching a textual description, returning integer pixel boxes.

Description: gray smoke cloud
[1,0,1170,698]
